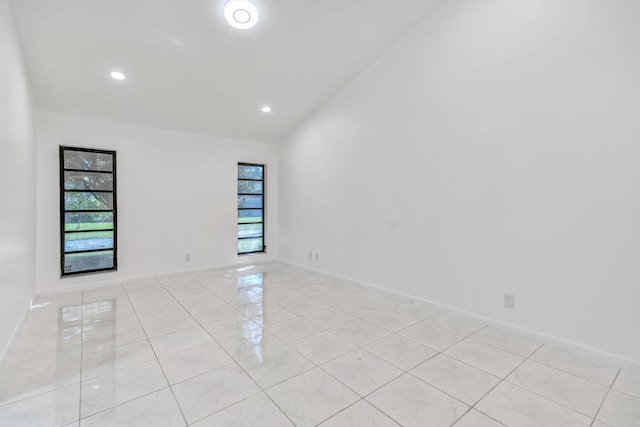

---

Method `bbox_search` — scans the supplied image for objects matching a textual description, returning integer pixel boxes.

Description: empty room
[1,0,639,426]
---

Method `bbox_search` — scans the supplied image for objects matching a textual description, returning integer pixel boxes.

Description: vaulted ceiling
[11,0,444,141]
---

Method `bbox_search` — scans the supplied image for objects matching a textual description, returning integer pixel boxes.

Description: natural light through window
[60,146,117,276]
[237,163,265,255]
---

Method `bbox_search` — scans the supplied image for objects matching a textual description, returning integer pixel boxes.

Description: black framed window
[238,163,265,255]
[60,146,117,276]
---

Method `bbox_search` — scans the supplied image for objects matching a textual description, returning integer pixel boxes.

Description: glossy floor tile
[329,319,390,347]
[613,367,640,398]
[0,383,80,427]
[80,360,168,418]
[0,361,80,406]
[236,344,315,388]
[171,363,260,424]
[453,409,504,427]
[596,390,640,427]
[530,345,620,387]
[266,368,359,427]
[290,331,357,365]
[506,360,608,417]
[475,382,592,426]
[191,392,294,427]
[367,374,469,427]
[303,308,356,329]
[321,349,403,396]
[158,342,233,385]
[318,400,398,426]
[0,262,637,426]
[364,333,438,371]
[411,354,500,406]
[469,326,541,357]
[443,339,525,378]
[80,388,185,427]
[398,320,465,351]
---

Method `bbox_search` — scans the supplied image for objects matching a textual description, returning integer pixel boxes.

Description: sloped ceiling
[11,0,444,141]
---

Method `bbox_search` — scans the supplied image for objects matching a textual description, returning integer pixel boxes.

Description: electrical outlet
[185,254,191,262]
[315,253,319,262]
[504,293,515,309]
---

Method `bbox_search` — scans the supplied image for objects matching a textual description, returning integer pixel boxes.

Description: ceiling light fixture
[261,106,272,113]
[110,71,126,81]
[224,0,259,30]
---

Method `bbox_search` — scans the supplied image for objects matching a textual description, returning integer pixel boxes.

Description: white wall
[36,112,277,292]
[0,0,36,356]
[279,0,640,361]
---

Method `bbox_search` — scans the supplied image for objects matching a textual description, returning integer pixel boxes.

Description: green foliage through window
[238,163,265,254]
[60,146,117,276]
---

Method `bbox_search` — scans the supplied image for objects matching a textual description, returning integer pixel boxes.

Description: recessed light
[224,0,259,30]
[261,106,272,113]
[110,71,126,81]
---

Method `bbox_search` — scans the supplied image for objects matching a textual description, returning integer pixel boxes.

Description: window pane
[238,238,263,254]
[238,209,262,224]
[65,231,114,252]
[61,147,117,276]
[64,151,113,171]
[238,224,263,239]
[64,213,114,231]
[63,250,114,273]
[65,192,113,211]
[238,165,263,180]
[238,180,263,194]
[238,163,264,255]
[64,171,113,191]
[237,195,262,209]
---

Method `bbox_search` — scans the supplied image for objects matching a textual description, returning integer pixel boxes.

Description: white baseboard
[32,257,640,369]
[280,260,640,370]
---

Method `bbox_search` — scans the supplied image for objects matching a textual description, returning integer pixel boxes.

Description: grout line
[197,288,299,426]
[164,360,236,388]
[121,280,190,427]
[78,386,175,423]
[464,326,541,358]
[253,279,498,426]
[228,271,419,423]
[20,265,632,427]
[155,270,299,426]
[590,368,620,427]
[364,326,492,404]
[448,344,544,427]
[185,391,264,426]
[450,409,508,427]
[301,317,492,425]
[500,377,604,422]
[526,357,620,389]
[323,398,403,427]
[338,312,622,426]
[498,360,614,416]
[281,260,640,371]
[308,303,622,425]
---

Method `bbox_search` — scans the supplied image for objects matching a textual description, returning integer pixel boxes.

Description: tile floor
[0,262,638,426]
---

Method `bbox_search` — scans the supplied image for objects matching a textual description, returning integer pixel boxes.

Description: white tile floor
[0,262,638,426]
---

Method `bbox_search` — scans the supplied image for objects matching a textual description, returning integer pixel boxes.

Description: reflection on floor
[0,262,638,426]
